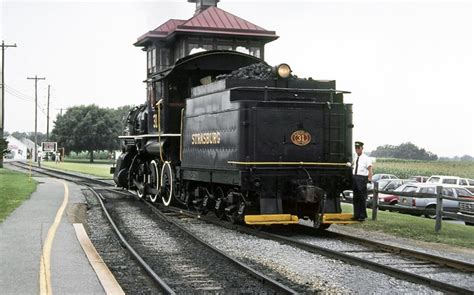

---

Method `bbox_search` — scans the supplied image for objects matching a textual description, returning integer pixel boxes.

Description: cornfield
[373,158,474,179]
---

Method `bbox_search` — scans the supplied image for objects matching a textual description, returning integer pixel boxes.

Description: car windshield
[455,188,473,197]
[378,179,392,189]
[384,180,403,191]
[403,186,418,193]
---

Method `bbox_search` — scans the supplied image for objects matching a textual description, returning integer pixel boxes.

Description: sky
[1,0,473,157]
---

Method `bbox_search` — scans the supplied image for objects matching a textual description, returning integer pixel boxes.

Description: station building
[5,136,28,160]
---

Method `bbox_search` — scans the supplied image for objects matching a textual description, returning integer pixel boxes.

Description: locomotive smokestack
[188,0,220,15]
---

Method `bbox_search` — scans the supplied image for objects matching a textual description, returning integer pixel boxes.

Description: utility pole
[1,40,17,168]
[47,85,50,141]
[27,75,46,163]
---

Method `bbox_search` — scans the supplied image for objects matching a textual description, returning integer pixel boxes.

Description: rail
[371,183,474,232]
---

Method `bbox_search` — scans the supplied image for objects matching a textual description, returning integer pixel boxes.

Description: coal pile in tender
[216,62,311,81]
[216,63,274,80]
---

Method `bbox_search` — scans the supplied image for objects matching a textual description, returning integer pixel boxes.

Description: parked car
[427,175,474,193]
[459,198,474,226]
[409,175,429,183]
[459,178,474,194]
[367,174,399,192]
[368,179,416,208]
[397,183,473,218]
[341,190,353,202]
[426,175,469,185]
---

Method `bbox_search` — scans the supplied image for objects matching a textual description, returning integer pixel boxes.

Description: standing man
[352,141,373,221]
[37,150,42,168]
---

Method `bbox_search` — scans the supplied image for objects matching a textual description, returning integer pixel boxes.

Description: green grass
[373,159,474,179]
[61,158,114,164]
[0,168,37,222]
[41,161,113,179]
[341,203,474,248]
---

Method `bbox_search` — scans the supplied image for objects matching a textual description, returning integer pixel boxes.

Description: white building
[5,136,28,160]
[20,138,38,159]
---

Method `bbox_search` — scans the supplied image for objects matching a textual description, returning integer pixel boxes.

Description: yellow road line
[39,179,69,295]
[73,223,125,294]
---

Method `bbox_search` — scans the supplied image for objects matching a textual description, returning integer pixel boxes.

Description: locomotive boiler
[112,50,354,229]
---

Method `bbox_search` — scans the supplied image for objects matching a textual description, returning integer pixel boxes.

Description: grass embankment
[374,159,474,179]
[0,168,37,222]
[341,203,474,249]
[41,161,113,179]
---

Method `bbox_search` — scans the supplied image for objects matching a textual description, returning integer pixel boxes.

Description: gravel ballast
[170,217,441,294]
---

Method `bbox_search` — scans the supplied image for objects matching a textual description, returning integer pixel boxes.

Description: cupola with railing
[134,0,278,76]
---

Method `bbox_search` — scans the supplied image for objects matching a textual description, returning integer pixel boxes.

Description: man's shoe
[358,218,366,222]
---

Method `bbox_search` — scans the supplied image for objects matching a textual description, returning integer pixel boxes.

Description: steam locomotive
[112,50,354,228]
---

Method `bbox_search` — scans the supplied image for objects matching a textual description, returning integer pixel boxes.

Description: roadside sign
[41,142,57,152]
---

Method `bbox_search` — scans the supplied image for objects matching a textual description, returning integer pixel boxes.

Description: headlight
[274,63,292,79]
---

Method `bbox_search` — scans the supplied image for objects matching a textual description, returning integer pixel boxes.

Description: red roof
[135,6,277,46]
[153,19,186,33]
[181,6,266,31]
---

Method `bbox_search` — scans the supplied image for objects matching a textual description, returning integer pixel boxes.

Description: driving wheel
[149,160,160,203]
[160,161,174,206]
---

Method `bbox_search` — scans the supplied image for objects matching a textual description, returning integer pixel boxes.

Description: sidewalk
[0,175,106,294]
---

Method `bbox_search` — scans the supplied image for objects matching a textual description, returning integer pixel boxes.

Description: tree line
[50,105,132,162]
[2,104,131,162]
[3,105,132,162]
[370,142,438,161]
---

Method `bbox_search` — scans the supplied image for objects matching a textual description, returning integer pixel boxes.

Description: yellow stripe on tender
[228,161,347,166]
[322,213,359,224]
[244,214,299,225]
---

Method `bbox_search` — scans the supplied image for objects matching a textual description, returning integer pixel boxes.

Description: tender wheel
[160,161,174,206]
[214,186,226,219]
[149,160,160,203]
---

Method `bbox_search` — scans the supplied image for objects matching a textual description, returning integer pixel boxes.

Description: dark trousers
[352,175,368,219]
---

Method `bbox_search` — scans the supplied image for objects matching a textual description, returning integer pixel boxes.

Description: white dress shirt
[353,154,372,176]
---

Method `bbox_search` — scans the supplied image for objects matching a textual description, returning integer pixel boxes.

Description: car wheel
[388,201,397,212]
[424,205,437,219]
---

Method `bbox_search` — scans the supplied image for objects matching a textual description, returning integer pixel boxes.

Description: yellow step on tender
[322,213,360,224]
[244,214,299,225]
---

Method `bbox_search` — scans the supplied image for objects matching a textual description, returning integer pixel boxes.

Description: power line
[5,88,34,102]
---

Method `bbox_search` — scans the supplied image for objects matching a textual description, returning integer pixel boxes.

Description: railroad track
[9,161,474,293]
[92,187,298,294]
[112,196,473,294]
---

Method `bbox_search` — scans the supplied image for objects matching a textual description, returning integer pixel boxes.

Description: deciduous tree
[51,105,121,162]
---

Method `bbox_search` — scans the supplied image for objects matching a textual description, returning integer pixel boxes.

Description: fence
[371,182,474,232]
